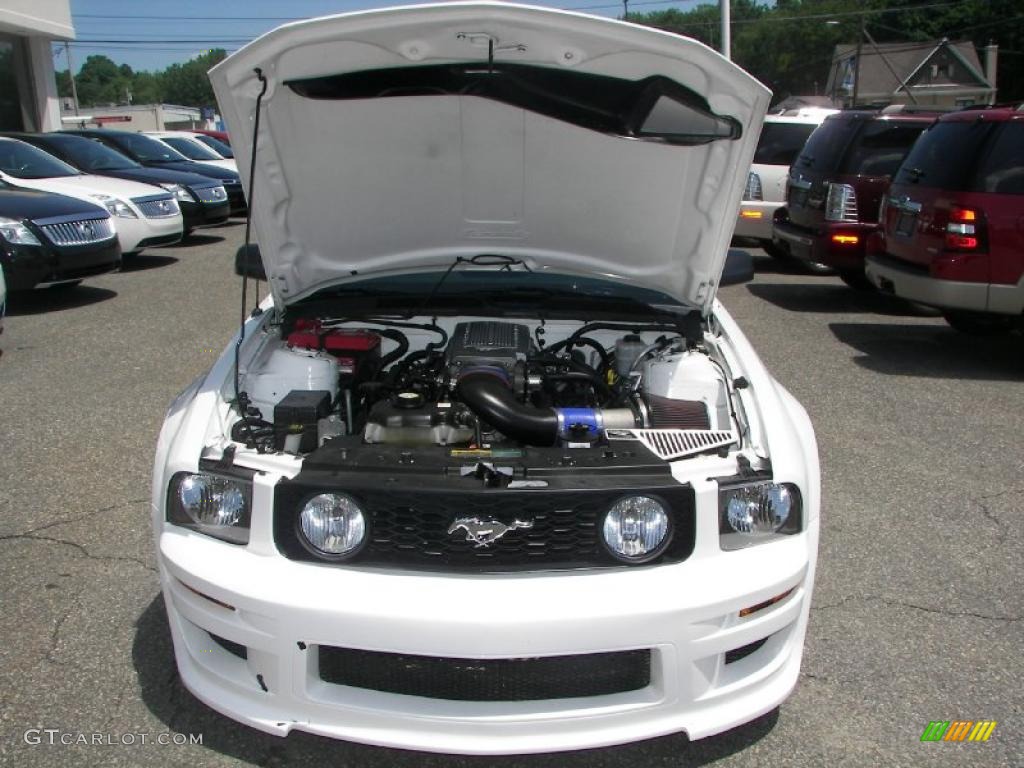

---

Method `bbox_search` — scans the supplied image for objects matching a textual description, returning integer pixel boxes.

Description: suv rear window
[976,122,1024,195]
[753,122,818,165]
[839,120,930,177]
[895,121,995,189]
[793,117,860,172]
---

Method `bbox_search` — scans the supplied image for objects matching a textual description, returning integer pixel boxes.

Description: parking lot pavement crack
[5,497,150,538]
[0,532,157,573]
[975,486,1023,528]
[812,595,1021,623]
[45,589,83,667]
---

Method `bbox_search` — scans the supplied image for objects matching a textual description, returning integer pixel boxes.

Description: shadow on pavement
[119,254,180,273]
[176,233,226,247]
[830,322,1024,380]
[4,285,117,316]
[748,282,939,317]
[134,595,779,767]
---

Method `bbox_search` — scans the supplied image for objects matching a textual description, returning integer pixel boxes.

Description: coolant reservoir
[245,346,338,421]
[615,334,647,377]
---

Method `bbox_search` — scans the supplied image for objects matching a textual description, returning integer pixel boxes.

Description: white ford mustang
[152,2,820,754]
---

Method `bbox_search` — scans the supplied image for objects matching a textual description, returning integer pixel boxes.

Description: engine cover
[445,321,531,376]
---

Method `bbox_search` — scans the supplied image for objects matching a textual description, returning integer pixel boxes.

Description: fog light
[298,493,367,559]
[601,495,671,563]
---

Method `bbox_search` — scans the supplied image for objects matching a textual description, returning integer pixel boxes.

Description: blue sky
[64,0,705,73]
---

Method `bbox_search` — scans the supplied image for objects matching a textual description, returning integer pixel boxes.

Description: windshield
[110,133,188,164]
[159,137,222,161]
[0,140,80,179]
[50,136,141,172]
[753,122,817,166]
[192,134,233,158]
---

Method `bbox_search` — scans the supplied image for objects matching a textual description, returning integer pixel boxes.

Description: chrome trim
[38,217,116,247]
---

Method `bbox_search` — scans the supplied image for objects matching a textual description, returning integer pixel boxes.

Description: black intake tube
[457,372,559,447]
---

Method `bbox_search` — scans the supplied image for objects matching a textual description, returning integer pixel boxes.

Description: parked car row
[0,129,243,292]
[739,103,1023,335]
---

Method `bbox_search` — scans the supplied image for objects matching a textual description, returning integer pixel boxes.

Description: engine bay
[233,315,739,461]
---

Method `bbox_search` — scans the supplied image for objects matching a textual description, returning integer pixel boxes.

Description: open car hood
[210,2,769,314]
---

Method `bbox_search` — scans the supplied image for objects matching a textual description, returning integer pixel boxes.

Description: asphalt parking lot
[0,225,1021,768]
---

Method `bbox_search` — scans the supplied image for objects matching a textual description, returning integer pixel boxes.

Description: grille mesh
[133,196,179,218]
[275,486,695,571]
[318,647,651,701]
[39,217,115,246]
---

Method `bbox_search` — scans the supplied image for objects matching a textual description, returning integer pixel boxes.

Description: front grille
[38,217,116,246]
[275,485,695,571]
[318,647,651,701]
[132,195,180,218]
[194,185,227,203]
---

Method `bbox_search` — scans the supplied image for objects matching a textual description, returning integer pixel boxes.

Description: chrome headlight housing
[719,481,802,550]
[0,216,41,245]
[296,493,368,560]
[90,194,138,218]
[160,183,196,203]
[167,472,251,544]
[601,494,672,563]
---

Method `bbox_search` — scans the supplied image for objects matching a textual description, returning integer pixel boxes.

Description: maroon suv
[773,109,940,288]
[866,106,1024,334]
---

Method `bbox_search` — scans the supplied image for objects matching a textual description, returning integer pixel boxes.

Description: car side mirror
[235,244,266,281]
[720,248,754,286]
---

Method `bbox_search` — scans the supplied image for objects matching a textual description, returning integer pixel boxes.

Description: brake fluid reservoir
[615,334,647,377]
[245,346,338,421]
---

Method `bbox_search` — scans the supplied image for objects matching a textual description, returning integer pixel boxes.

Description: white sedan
[145,132,238,173]
[0,137,182,255]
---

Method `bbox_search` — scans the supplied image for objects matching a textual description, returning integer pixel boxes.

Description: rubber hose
[457,372,559,446]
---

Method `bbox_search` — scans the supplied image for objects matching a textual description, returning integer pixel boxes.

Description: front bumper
[1,239,121,290]
[734,202,783,241]
[158,513,818,754]
[181,199,231,230]
[116,214,183,254]
[773,219,872,271]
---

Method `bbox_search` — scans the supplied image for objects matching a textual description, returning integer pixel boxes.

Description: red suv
[773,109,941,288]
[866,107,1024,334]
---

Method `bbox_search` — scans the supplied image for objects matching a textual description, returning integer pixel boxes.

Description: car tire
[942,311,1013,336]
[760,240,789,261]
[838,270,875,291]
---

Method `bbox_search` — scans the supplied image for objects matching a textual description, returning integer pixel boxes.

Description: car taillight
[944,206,986,251]
[744,171,763,201]
[824,183,859,222]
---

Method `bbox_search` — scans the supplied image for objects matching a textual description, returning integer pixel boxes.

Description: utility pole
[850,16,864,107]
[623,0,628,20]
[721,0,731,60]
[64,41,80,116]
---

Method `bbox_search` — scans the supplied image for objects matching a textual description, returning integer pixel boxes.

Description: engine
[238,318,731,455]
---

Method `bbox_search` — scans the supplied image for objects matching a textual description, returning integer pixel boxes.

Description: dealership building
[0,0,74,133]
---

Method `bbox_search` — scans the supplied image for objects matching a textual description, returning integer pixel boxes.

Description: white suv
[153,3,820,754]
[734,110,836,256]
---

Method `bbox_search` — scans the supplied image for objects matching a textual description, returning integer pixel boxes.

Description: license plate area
[894,211,917,238]
[790,188,808,208]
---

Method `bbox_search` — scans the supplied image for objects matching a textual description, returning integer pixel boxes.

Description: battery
[274,390,332,452]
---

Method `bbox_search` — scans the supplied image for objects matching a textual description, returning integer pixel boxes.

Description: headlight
[90,194,138,218]
[601,495,671,563]
[297,493,367,559]
[0,216,41,245]
[719,481,801,550]
[160,183,196,203]
[167,472,251,544]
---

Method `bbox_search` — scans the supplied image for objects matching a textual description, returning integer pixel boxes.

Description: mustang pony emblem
[447,517,534,548]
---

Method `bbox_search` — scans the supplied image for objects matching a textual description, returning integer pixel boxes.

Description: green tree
[160,49,227,107]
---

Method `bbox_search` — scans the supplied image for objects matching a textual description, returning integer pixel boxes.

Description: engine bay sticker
[450,448,524,458]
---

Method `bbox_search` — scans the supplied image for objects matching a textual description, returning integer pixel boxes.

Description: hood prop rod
[233,67,269,452]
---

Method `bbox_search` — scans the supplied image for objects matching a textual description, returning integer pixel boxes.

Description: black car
[62,130,246,215]
[1,132,230,233]
[0,179,121,290]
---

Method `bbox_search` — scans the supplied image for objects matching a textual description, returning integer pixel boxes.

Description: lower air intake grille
[318,647,651,701]
[39,217,115,246]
